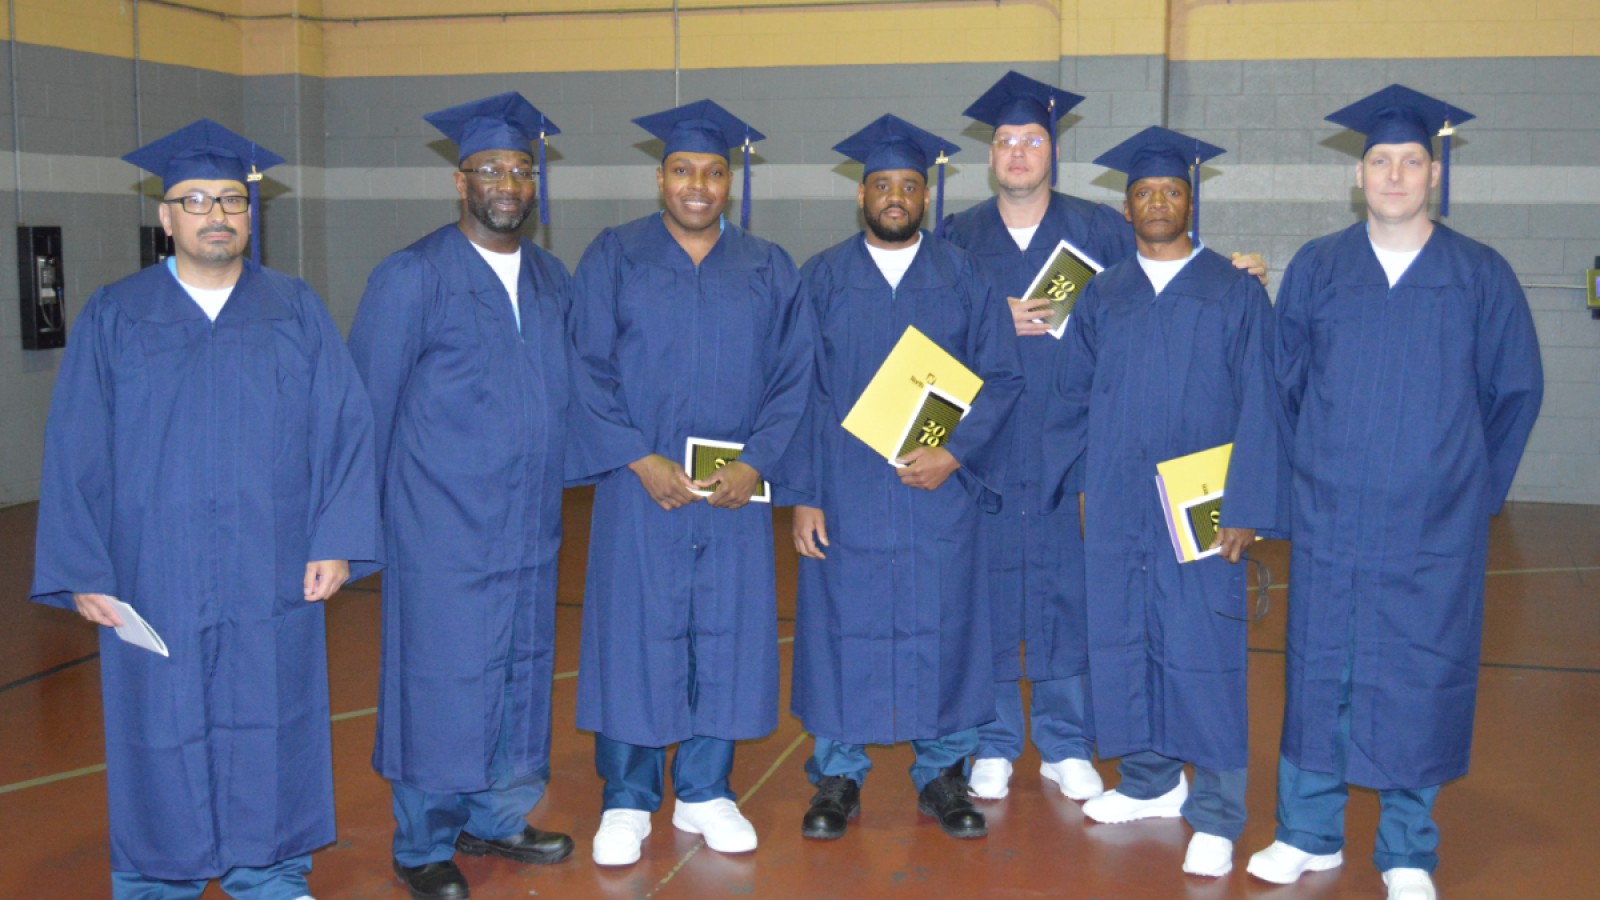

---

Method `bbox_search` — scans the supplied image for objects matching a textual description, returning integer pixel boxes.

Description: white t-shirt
[471,242,523,330]
[167,258,232,321]
[1137,245,1201,295]
[1007,224,1040,252]
[1370,241,1421,288]
[866,236,922,290]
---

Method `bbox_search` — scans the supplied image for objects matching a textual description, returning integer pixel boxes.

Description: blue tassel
[1191,156,1200,241]
[741,139,752,230]
[934,153,947,238]
[1440,125,1452,218]
[247,165,262,265]
[538,126,551,227]
[1049,100,1059,188]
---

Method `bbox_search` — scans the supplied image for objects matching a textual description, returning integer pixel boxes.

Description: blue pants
[594,733,736,811]
[1115,750,1247,841]
[390,676,547,867]
[977,674,1092,763]
[1273,650,1442,873]
[111,856,311,900]
[806,728,979,793]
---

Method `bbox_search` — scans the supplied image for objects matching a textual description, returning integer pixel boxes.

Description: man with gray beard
[350,92,618,900]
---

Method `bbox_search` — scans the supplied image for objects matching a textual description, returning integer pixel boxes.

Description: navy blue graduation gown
[1273,223,1542,789]
[350,226,596,793]
[783,232,1024,744]
[567,214,814,746]
[944,192,1134,684]
[1050,248,1285,772]
[30,261,379,880]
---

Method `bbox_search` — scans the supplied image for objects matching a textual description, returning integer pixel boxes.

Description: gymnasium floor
[2,494,1595,898]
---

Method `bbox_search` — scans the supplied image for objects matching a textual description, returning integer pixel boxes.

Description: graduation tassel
[1048,97,1060,188]
[538,127,551,227]
[740,136,752,231]
[1190,156,1201,241]
[247,163,263,265]
[1438,119,1453,218]
[934,151,948,238]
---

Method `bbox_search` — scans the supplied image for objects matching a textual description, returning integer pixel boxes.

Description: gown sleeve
[565,230,655,482]
[30,291,119,609]
[941,256,1024,510]
[299,282,382,580]
[727,245,816,492]
[1219,274,1291,538]
[1474,249,1544,511]
[1041,278,1100,515]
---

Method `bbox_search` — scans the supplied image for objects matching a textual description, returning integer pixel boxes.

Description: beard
[194,225,243,264]
[864,203,921,244]
[468,190,534,234]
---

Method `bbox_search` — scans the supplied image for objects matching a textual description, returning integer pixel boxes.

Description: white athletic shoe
[968,758,1012,799]
[1182,832,1234,877]
[1245,839,1343,884]
[672,797,758,853]
[1040,757,1104,800]
[1383,867,1438,900]
[592,808,652,866]
[1082,773,1187,824]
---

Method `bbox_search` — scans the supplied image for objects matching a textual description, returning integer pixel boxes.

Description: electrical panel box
[140,225,174,270]
[17,226,66,350]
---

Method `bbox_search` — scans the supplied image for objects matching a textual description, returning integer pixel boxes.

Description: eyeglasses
[460,165,538,184]
[992,135,1049,151]
[163,193,250,215]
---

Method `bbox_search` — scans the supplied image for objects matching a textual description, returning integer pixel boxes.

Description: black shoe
[455,824,575,865]
[392,858,469,900]
[917,764,987,839]
[801,775,861,840]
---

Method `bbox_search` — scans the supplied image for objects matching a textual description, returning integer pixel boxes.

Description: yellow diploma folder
[1155,443,1232,563]
[842,326,983,466]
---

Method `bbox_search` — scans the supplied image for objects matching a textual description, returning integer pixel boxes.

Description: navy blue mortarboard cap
[963,71,1084,187]
[425,92,561,225]
[833,114,961,236]
[633,99,766,230]
[1093,126,1225,238]
[1325,84,1474,216]
[123,118,285,265]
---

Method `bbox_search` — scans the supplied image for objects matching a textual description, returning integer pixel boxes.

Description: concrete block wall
[1,0,1597,506]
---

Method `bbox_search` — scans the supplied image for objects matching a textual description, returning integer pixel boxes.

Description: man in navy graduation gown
[1245,86,1543,900]
[567,100,814,867]
[30,120,379,899]
[1049,127,1286,879]
[349,93,594,900]
[944,71,1269,804]
[783,114,1024,841]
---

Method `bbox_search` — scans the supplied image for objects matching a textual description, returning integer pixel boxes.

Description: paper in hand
[106,598,170,657]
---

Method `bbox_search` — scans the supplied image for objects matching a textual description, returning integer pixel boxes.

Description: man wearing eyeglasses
[31,120,379,898]
[943,72,1269,805]
[349,93,623,900]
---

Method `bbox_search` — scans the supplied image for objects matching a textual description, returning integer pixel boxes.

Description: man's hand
[1230,251,1269,286]
[304,560,351,602]
[1008,295,1054,337]
[629,454,702,510]
[698,460,761,510]
[792,505,829,560]
[1210,527,1256,564]
[73,593,124,627]
[895,446,960,490]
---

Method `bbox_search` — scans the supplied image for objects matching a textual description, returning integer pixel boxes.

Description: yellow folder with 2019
[842,326,983,465]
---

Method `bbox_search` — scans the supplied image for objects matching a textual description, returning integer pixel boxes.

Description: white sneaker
[1183,832,1234,877]
[672,797,758,853]
[968,758,1012,799]
[593,808,652,866]
[1040,757,1104,800]
[1082,772,1187,824]
[1245,839,1343,884]
[1383,867,1437,900]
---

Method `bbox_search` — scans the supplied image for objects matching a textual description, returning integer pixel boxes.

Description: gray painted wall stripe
[4,152,1598,206]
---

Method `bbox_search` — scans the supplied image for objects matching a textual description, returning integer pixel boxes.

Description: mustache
[197,224,238,237]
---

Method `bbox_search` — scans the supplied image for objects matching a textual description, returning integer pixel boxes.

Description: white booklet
[107,598,170,657]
